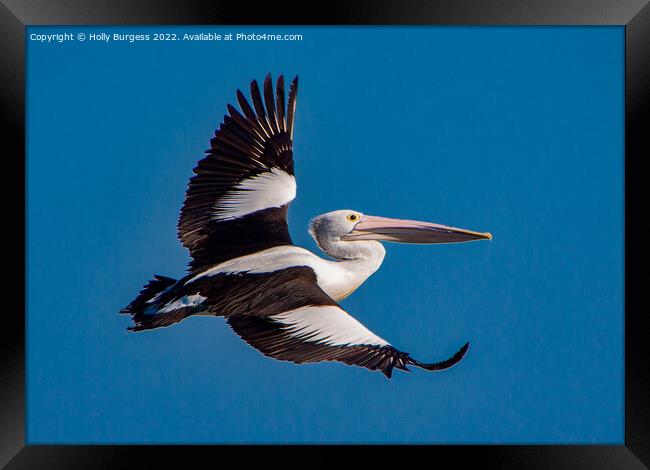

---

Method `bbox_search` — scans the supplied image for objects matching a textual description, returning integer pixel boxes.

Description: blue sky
[26,26,624,443]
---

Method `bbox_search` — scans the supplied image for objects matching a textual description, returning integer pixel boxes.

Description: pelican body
[121,74,491,378]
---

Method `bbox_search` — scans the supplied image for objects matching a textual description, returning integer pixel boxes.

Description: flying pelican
[121,74,491,378]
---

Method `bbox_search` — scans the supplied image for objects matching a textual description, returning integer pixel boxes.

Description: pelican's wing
[178,74,299,272]
[214,266,469,378]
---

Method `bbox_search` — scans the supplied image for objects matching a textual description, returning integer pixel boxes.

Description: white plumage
[185,244,384,302]
[212,168,296,221]
[271,305,389,347]
[157,294,207,313]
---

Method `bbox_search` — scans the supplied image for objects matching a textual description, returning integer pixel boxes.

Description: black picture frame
[2,0,648,468]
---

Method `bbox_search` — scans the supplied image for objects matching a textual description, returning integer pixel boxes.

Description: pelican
[121,74,491,378]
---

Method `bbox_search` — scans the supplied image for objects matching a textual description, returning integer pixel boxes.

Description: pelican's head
[309,209,491,259]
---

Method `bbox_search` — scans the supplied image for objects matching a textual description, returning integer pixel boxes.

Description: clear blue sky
[26,26,624,444]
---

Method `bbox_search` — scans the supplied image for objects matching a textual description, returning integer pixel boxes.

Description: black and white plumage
[121,74,491,378]
[178,75,298,272]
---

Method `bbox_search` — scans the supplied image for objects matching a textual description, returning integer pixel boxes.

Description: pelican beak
[341,215,492,244]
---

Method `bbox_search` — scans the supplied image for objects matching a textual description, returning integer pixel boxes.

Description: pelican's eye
[347,214,360,222]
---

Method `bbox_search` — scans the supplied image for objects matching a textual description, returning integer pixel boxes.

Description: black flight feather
[177,74,298,271]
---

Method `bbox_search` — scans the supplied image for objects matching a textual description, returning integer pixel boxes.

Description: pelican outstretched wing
[178,74,298,272]
[182,266,470,379]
